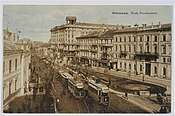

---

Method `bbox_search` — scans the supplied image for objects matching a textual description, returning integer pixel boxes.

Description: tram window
[89,86,98,95]
[102,92,108,96]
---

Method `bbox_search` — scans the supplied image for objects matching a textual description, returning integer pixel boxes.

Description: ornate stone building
[50,16,123,65]
[76,23,171,80]
[112,23,171,80]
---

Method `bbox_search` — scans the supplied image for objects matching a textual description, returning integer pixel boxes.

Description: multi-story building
[76,30,115,67]
[112,23,171,80]
[50,16,124,64]
[76,23,171,80]
[3,29,31,110]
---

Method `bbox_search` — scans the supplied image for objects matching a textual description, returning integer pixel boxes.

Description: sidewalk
[109,88,161,113]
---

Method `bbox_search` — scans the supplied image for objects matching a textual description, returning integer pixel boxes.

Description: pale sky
[3,5,173,42]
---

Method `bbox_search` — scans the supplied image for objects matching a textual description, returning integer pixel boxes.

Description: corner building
[50,16,123,64]
[112,23,171,80]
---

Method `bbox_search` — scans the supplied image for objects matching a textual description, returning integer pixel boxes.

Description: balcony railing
[100,43,113,47]
[135,52,159,59]
[120,51,127,56]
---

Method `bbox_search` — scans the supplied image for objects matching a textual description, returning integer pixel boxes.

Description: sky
[3,5,173,42]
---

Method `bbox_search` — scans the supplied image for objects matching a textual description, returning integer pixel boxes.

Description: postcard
[2,3,173,115]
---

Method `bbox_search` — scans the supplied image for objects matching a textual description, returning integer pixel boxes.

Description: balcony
[120,51,127,57]
[100,43,113,47]
[134,52,159,59]
[90,49,98,53]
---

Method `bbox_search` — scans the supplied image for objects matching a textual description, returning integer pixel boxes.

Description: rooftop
[4,40,21,51]
[50,22,124,31]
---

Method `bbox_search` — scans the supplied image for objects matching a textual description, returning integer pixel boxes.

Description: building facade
[76,23,171,80]
[76,30,114,67]
[50,16,123,65]
[112,23,171,80]
[3,29,31,110]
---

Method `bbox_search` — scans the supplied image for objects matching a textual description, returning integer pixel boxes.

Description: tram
[88,79,109,106]
[59,72,74,87]
[68,78,85,99]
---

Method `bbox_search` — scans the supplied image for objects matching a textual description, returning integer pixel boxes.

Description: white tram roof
[88,79,109,90]
[60,72,74,79]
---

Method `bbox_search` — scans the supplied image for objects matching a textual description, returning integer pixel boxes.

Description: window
[163,67,166,76]
[167,58,171,63]
[124,45,126,52]
[9,60,12,73]
[124,37,126,42]
[120,45,122,51]
[15,59,17,70]
[162,45,166,54]
[154,66,157,74]
[140,65,142,71]
[147,36,149,41]
[155,36,157,42]
[120,37,122,42]
[129,45,131,52]
[124,63,126,69]
[163,58,166,63]
[129,64,131,70]
[15,80,17,91]
[154,45,157,54]
[120,62,122,68]
[139,36,142,42]
[133,46,135,52]
[134,64,136,70]
[9,83,11,95]
[116,37,117,42]
[140,45,142,53]
[163,35,166,41]
[129,36,131,42]
[146,46,149,53]
[133,36,136,42]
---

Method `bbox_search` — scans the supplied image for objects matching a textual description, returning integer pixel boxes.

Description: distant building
[3,29,31,110]
[50,16,125,65]
[16,38,32,51]
[35,43,51,58]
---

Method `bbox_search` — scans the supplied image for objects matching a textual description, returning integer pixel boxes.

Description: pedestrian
[125,92,128,99]
[56,98,60,112]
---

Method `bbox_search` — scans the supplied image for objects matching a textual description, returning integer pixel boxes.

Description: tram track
[83,99,90,113]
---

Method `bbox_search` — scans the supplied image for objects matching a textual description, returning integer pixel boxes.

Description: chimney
[159,22,161,28]
[142,24,147,29]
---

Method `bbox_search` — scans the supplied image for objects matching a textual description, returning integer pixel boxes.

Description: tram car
[91,76,109,85]
[88,79,109,106]
[59,72,74,88]
[68,78,85,99]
